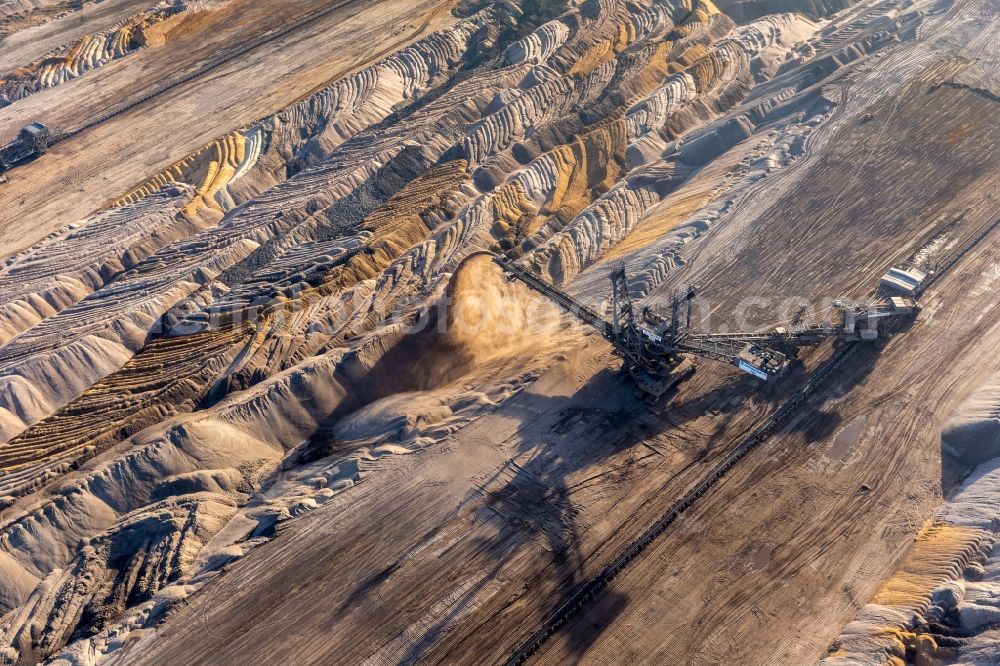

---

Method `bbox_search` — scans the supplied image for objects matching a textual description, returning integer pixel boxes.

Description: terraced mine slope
[0,0,997,663]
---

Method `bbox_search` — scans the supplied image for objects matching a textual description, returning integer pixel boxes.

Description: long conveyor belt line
[503,211,1000,665]
[919,212,1000,295]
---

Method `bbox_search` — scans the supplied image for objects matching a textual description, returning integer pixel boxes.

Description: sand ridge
[0,0,997,662]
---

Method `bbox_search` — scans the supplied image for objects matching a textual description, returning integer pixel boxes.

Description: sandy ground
[1,0,998,662]
[119,227,1000,665]
[0,0,456,258]
[115,6,1000,662]
[0,0,150,70]
[536,231,1000,664]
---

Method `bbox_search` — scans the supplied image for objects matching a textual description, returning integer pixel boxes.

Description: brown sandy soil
[1,0,998,662]
[119,48,1000,666]
[535,234,1000,664]
[0,0,456,258]
[115,232,1000,665]
[114,335,798,665]
[0,0,93,38]
[534,66,1000,664]
[0,0,150,70]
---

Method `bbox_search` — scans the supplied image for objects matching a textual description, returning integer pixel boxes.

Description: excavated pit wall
[0,6,508,444]
[821,370,1000,666]
[0,3,185,106]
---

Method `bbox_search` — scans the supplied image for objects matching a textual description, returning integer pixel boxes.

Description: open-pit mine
[0,0,998,663]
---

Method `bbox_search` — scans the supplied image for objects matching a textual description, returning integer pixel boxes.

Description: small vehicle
[0,121,52,177]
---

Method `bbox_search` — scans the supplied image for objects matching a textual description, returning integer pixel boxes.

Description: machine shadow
[311,298,897,662]
[471,366,659,657]
[484,337,894,658]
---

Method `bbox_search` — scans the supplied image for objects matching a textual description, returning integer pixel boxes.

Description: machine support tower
[495,255,918,399]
